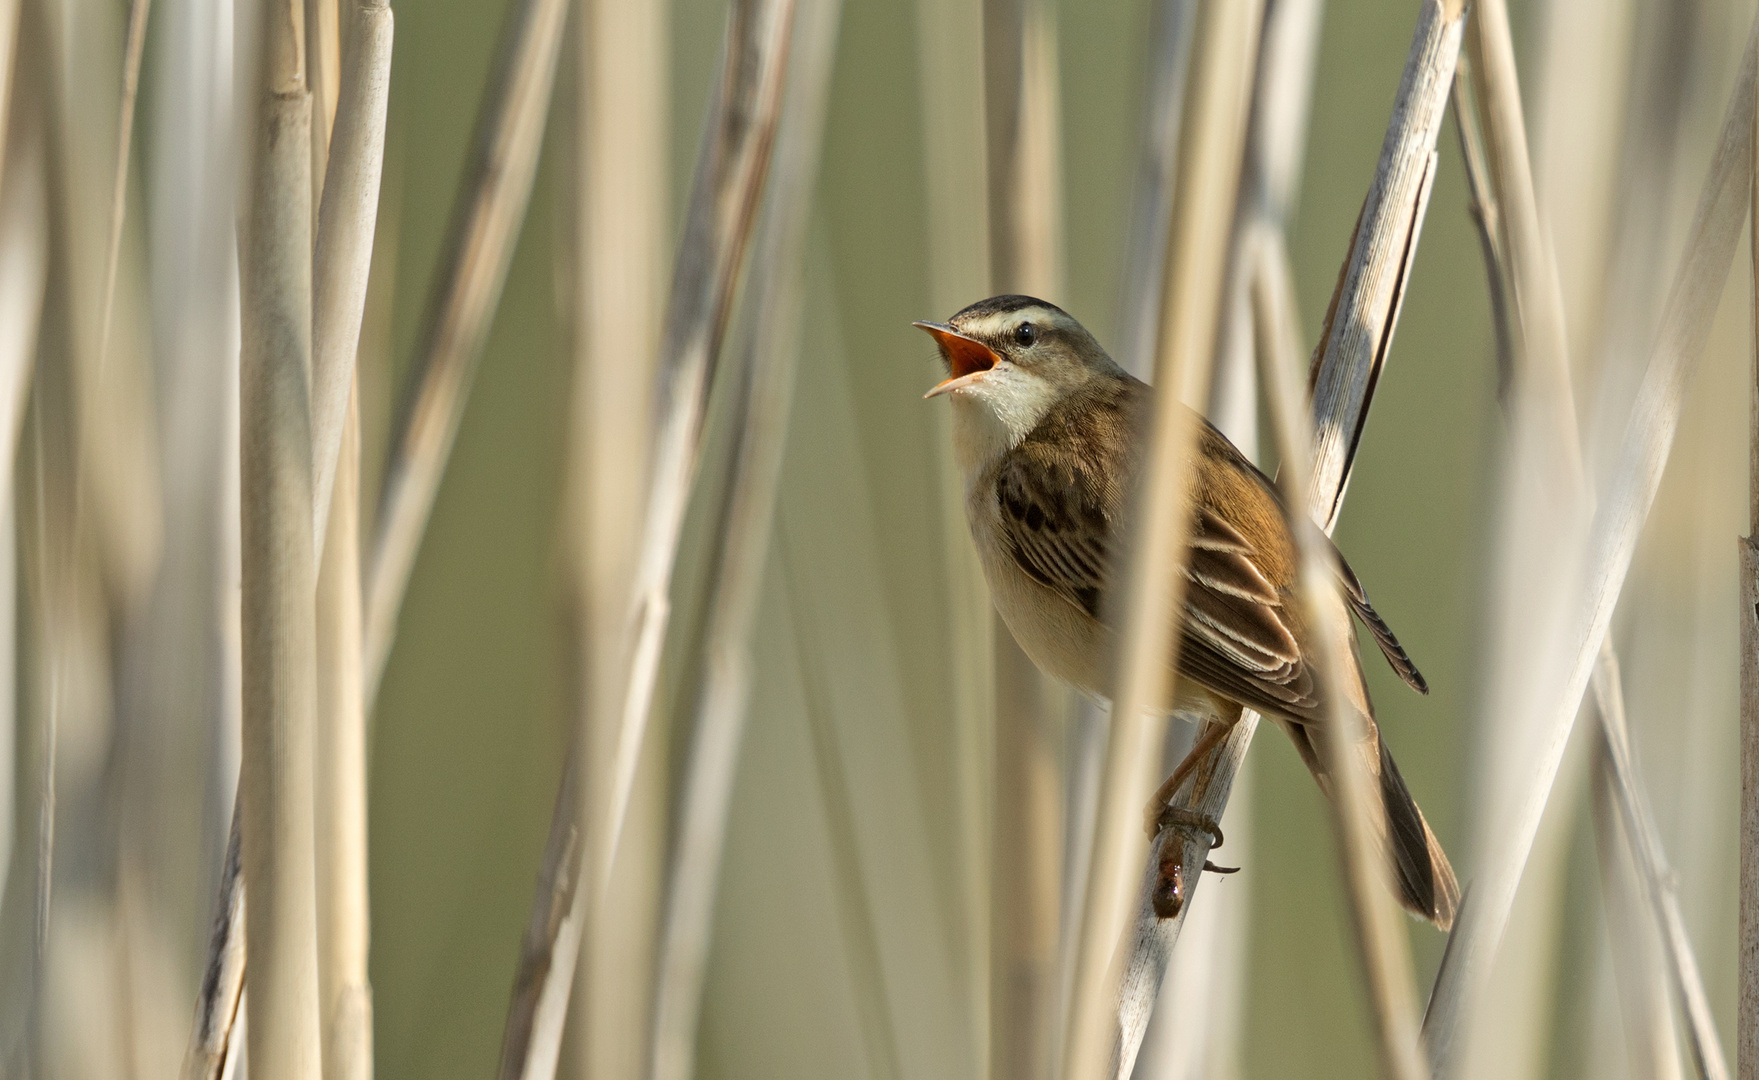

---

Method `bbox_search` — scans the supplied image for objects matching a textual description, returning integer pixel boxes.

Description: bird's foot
[1148,805,1224,849]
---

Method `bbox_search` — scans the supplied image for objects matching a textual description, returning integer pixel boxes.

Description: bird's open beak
[915,321,1001,398]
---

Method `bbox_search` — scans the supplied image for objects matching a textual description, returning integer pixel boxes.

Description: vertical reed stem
[315,390,370,1080]
[983,0,1064,1076]
[238,0,321,1072]
[1741,34,1759,1080]
[1058,5,1261,1080]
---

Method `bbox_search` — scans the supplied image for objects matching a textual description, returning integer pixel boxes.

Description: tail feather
[1277,718,1459,930]
[1377,740,1458,930]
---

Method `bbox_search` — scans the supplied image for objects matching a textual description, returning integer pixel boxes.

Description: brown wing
[992,390,1324,722]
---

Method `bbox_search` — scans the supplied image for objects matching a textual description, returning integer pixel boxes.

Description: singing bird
[917,294,1458,928]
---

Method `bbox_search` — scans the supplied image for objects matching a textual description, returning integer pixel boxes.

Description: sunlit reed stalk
[1053,5,1191,1070]
[236,0,321,1072]
[1104,4,1465,1072]
[646,11,839,1076]
[185,0,392,1065]
[1592,650,1729,1080]
[310,0,392,555]
[982,0,1064,1075]
[1255,225,1428,1080]
[1058,6,1261,1080]
[316,391,370,1080]
[1457,10,1731,1068]
[361,0,568,698]
[913,0,994,1048]
[494,4,795,1075]
[1137,4,1321,1076]
[1738,46,1759,1080]
[562,1,667,1078]
[1422,16,1759,1071]
[1591,730,1681,1080]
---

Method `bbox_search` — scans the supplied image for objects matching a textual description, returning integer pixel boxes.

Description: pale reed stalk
[1422,15,1759,1069]
[310,0,392,554]
[1743,19,1759,1074]
[1058,5,1261,1080]
[315,392,370,1080]
[236,0,321,1073]
[361,0,567,698]
[983,0,1065,1076]
[1102,3,1464,1075]
[1135,4,1320,1076]
[564,1,666,1079]
[493,3,795,1075]
[913,0,993,1053]
[646,8,839,1076]
[1256,229,1428,1080]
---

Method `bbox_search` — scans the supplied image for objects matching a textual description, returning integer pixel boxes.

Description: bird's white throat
[945,364,1061,478]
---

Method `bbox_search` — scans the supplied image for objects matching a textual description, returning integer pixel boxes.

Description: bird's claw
[1148,805,1224,850]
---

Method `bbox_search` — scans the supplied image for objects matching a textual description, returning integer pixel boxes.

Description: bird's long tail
[1376,739,1458,929]
[1280,719,1460,930]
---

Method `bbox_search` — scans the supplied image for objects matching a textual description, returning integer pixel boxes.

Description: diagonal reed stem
[644,0,839,1075]
[1255,224,1428,1080]
[1422,14,1759,1071]
[492,3,797,1075]
[1100,3,1464,1076]
[361,0,567,699]
[1057,5,1262,1080]
[1448,4,1729,1076]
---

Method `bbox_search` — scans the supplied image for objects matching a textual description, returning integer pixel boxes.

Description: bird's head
[915,295,1123,465]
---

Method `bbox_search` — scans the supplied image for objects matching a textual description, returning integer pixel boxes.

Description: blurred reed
[647,0,839,1075]
[561,1,666,1079]
[1423,18,1759,1071]
[495,1,795,1074]
[1059,3,1261,1079]
[983,0,1066,1076]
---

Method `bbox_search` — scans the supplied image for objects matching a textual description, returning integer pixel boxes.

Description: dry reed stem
[1308,0,1461,527]
[983,0,1065,1075]
[183,819,247,1080]
[237,0,322,1071]
[1114,0,1196,379]
[563,1,668,1078]
[315,392,371,1080]
[1742,36,1759,1080]
[1422,15,1759,1070]
[310,0,392,554]
[1057,5,1261,1080]
[1592,649,1730,1080]
[96,0,150,365]
[492,4,795,1075]
[913,0,994,1048]
[1103,3,1463,1073]
[0,83,48,924]
[361,0,567,697]
[1257,228,1428,1080]
[1055,1,1192,1068]
[1137,4,1321,1075]
[1457,7,1730,1073]
[1590,734,1682,1080]
[645,2,837,1077]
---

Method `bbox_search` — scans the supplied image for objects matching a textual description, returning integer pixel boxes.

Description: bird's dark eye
[1014,322,1038,347]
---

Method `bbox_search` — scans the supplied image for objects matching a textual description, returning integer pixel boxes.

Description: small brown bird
[917,294,1458,929]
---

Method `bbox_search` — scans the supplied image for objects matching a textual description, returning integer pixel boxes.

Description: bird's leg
[1141,716,1235,838]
